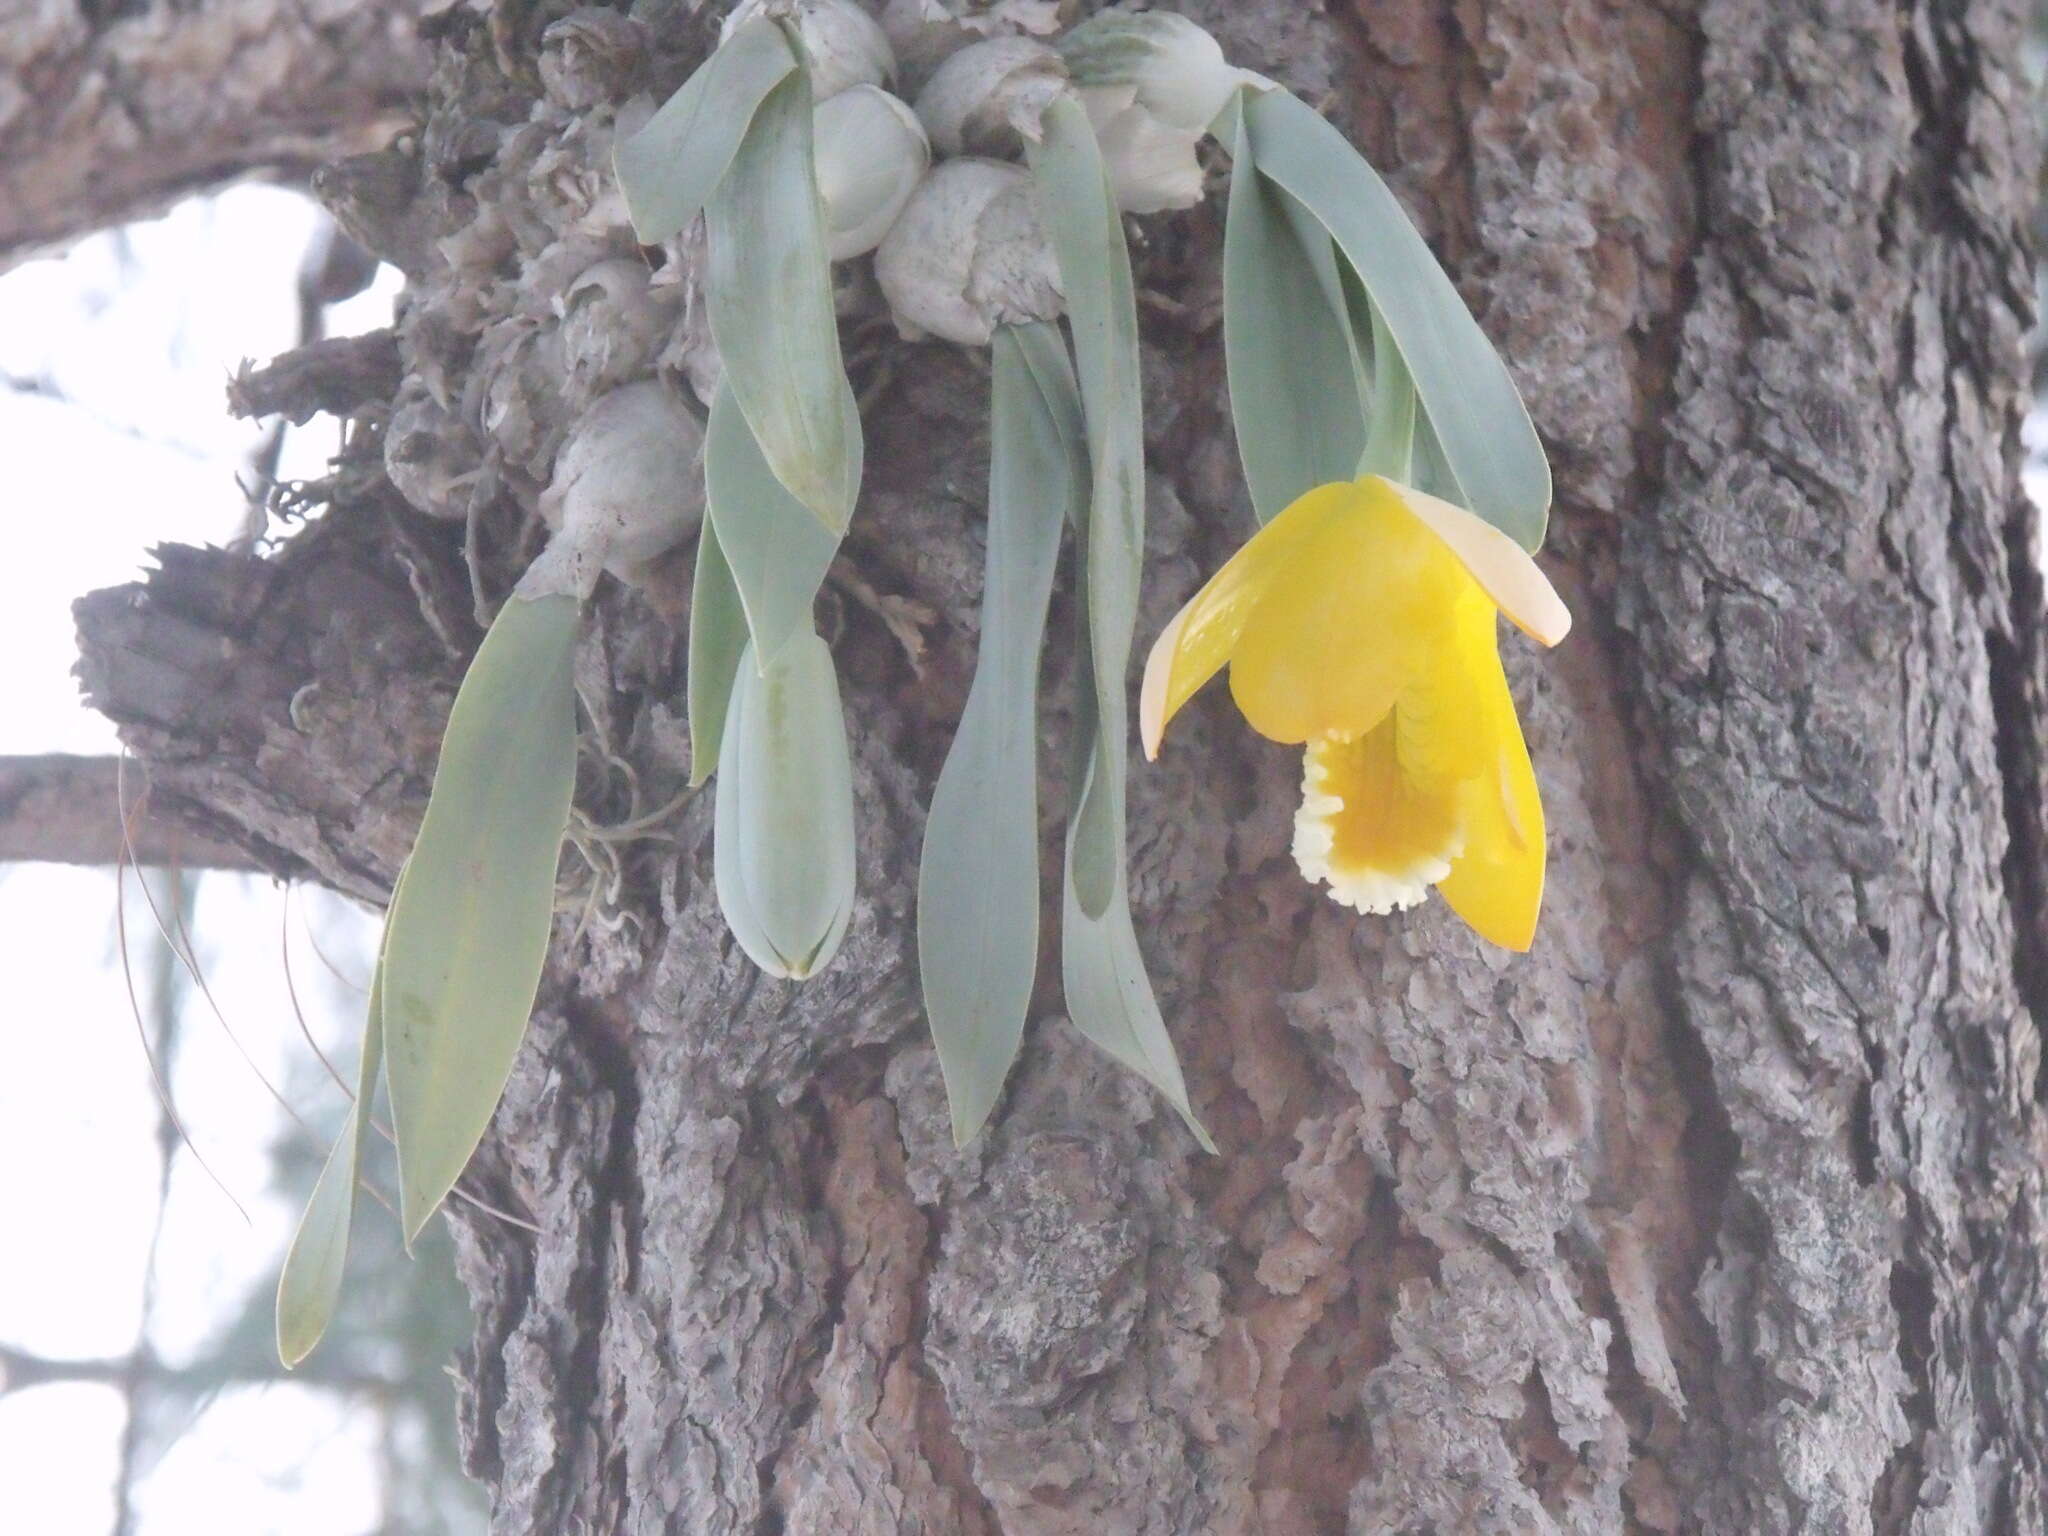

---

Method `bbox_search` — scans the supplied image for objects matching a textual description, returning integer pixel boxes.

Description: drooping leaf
[704,380,841,670]
[705,68,864,533]
[1024,93,1207,1146]
[1061,517,1214,1153]
[1027,93,1144,921]
[276,881,398,1368]
[687,518,750,788]
[1060,814,1216,1154]
[383,593,580,1245]
[713,632,858,980]
[918,322,1084,1146]
[613,19,798,244]
[1222,101,1367,523]
[1243,86,1551,549]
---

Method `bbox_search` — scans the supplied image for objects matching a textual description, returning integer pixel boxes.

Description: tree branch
[0,755,260,871]
[0,0,431,270]
[228,329,403,428]
[0,1339,394,1396]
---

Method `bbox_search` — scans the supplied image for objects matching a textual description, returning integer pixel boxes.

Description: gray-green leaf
[1222,102,1367,523]
[1353,271,1418,485]
[1027,93,1144,921]
[1060,591,1213,1152]
[1061,822,1215,1154]
[705,379,841,671]
[382,592,580,1245]
[714,631,858,980]
[1035,282,1211,1149]
[705,68,864,534]
[613,19,798,245]
[918,321,1084,1147]
[1243,86,1550,549]
[276,887,396,1368]
[687,518,750,788]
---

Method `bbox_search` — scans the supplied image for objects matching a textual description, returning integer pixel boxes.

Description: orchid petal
[1139,482,1351,757]
[1373,476,1571,647]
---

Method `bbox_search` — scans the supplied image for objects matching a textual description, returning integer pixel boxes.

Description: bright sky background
[0,182,466,1535]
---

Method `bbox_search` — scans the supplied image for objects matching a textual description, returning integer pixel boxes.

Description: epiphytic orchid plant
[278,0,1565,1364]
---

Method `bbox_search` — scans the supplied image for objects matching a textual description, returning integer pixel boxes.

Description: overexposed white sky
[0,181,437,1535]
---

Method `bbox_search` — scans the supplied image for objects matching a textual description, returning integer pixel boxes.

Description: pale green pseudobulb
[913,36,1066,160]
[539,379,705,582]
[723,0,896,102]
[874,157,1064,347]
[1058,8,1270,213]
[814,85,929,260]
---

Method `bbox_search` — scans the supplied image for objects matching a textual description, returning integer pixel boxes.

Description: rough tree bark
[63,0,2048,1529]
[0,0,430,269]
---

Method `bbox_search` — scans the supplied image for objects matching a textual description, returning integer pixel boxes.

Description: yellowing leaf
[276,895,393,1368]
[383,594,579,1246]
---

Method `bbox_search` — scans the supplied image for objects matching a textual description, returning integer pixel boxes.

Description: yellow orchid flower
[1140,475,1571,950]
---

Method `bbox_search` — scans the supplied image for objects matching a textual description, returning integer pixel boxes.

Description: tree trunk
[70,0,2048,1530]
[0,0,430,269]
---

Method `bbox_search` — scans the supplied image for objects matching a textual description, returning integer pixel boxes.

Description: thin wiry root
[576,780,698,844]
[115,761,315,1140]
[279,882,351,1102]
[558,770,697,946]
[462,457,499,628]
[562,858,608,952]
[112,758,251,1224]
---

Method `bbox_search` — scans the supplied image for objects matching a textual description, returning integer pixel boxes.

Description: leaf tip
[274,1284,319,1369]
[946,1083,1001,1151]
